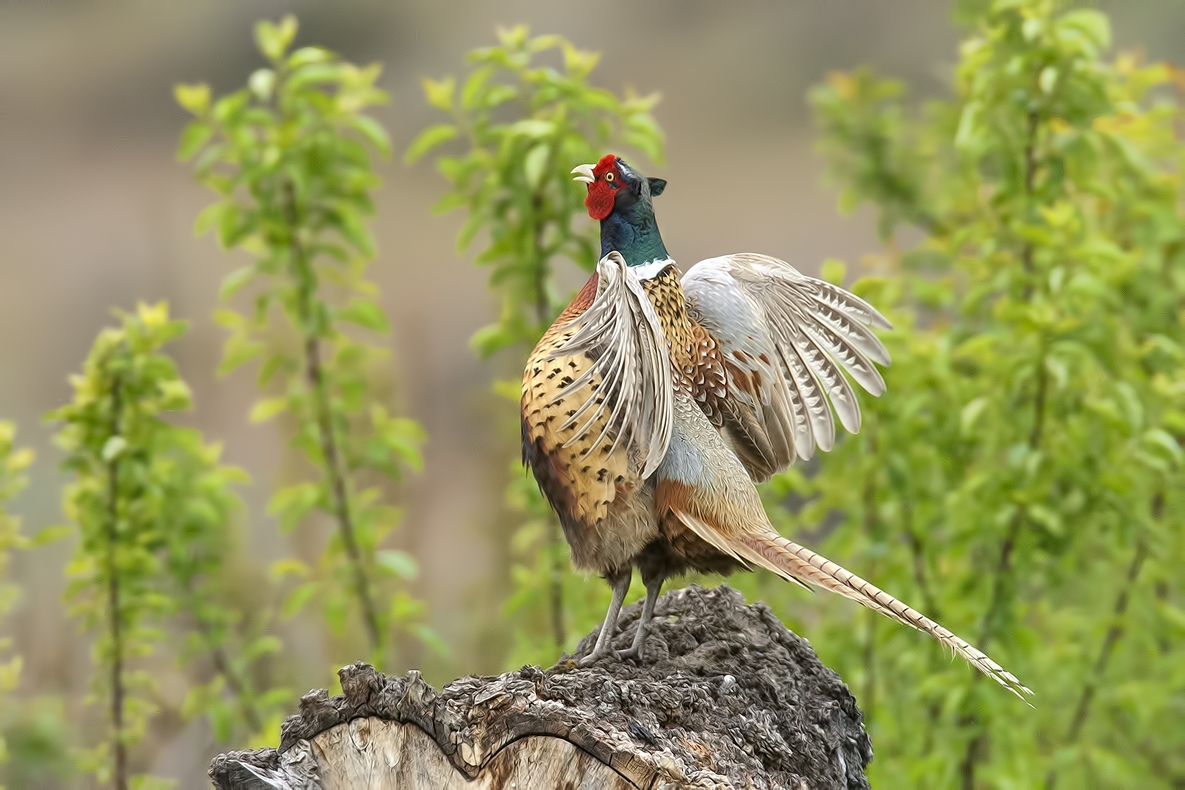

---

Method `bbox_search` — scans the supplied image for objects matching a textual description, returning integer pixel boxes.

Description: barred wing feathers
[546,251,674,479]
[682,253,892,481]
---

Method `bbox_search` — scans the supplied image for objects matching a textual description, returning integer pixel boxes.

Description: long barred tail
[739,531,1033,701]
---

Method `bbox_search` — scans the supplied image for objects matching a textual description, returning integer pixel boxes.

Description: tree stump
[209,585,872,789]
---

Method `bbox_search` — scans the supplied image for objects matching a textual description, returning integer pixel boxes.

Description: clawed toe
[615,644,644,662]
[577,647,613,668]
[580,637,645,666]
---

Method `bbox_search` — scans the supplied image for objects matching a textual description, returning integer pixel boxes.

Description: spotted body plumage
[521,274,652,573]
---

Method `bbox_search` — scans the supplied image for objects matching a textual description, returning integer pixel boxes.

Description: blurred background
[1,0,1183,786]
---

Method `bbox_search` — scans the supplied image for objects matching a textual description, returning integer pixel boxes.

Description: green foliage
[0,699,76,789]
[162,426,288,745]
[48,303,279,786]
[415,27,664,663]
[177,16,432,665]
[720,1,1185,785]
[0,423,33,787]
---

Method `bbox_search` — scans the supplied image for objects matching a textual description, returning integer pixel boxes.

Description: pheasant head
[572,154,669,265]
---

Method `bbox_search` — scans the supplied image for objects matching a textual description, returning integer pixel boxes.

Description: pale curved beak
[571,163,596,184]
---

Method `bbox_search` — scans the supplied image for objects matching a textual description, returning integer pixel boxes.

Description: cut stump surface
[209,585,872,789]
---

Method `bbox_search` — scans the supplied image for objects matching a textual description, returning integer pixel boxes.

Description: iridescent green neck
[599,198,669,265]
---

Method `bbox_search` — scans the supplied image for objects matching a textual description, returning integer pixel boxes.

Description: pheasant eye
[604,171,615,182]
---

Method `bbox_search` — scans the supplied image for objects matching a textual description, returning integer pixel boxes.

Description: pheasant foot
[616,574,664,663]
[577,568,631,668]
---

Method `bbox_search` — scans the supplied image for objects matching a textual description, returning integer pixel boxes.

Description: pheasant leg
[577,569,631,667]
[617,573,664,662]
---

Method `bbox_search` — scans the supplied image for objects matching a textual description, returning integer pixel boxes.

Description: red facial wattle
[584,154,621,221]
[585,183,615,220]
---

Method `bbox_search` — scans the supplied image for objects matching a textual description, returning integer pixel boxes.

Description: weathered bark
[210,585,872,789]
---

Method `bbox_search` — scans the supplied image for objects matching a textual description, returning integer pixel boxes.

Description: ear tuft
[648,177,667,197]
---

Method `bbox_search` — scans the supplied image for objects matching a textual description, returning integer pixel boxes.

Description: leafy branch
[742,1,1185,786]
[49,303,288,787]
[0,422,34,787]
[177,16,433,665]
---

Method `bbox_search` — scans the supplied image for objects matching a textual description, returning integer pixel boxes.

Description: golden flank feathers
[520,266,658,575]
[521,274,627,528]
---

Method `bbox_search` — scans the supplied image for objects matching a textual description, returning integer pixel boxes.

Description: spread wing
[546,251,674,479]
[681,253,891,481]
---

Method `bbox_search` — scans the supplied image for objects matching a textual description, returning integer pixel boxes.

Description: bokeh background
[1,1,1182,786]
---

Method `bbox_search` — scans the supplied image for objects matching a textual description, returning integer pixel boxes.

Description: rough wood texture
[209,585,872,789]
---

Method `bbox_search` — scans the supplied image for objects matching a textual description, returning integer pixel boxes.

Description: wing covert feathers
[737,530,1033,701]
[682,253,893,480]
[546,251,674,479]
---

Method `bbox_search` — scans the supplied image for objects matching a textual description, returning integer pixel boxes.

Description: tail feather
[738,531,1033,702]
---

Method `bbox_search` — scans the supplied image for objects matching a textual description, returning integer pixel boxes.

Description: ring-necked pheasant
[520,154,1030,699]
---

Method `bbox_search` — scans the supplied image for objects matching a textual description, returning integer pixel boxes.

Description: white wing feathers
[545,251,674,479]
[682,253,891,479]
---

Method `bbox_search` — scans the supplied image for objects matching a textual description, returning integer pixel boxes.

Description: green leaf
[176,121,211,161]
[270,558,311,581]
[508,119,555,138]
[29,525,72,547]
[268,482,321,532]
[411,624,450,657]
[1039,66,1057,96]
[174,83,211,115]
[219,266,256,301]
[469,323,515,358]
[820,259,847,285]
[255,15,298,63]
[431,191,468,215]
[482,84,516,109]
[523,143,551,190]
[337,299,390,333]
[248,68,276,101]
[322,591,351,634]
[217,337,266,376]
[209,699,234,742]
[960,397,989,436]
[287,46,333,69]
[1058,9,1112,52]
[405,124,458,164]
[248,397,288,423]
[1142,429,1183,466]
[455,212,483,252]
[376,550,418,580]
[350,115,392,158]
[625,113,666,165]
[212,309,245,329]
[101,436,127,462]
[281,581,320,620]
[422,76,456,111]
[243,636,283,661]
[193,203,228,237]
[216,204,248,248]
[460,66,493,110]
[388,591,425,622]
[491,378,521,403]
[257,353,289,387]
[157,379,193,410]
[286,63,344,92]
[332,206,376,258]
